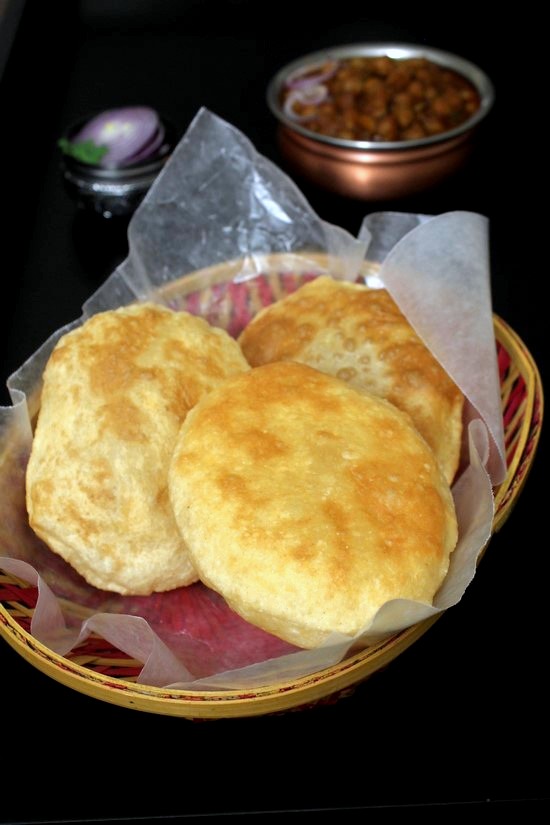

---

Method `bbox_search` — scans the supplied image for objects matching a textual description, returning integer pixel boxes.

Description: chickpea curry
[280,55,481,143]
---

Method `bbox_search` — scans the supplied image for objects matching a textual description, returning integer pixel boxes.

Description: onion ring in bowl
[284,58,339,89]
[283,84,329,120]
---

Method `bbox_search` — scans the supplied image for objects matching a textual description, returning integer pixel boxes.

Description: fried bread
[26,301,250,595]
[238,276,464,484]
[168,361,458,648]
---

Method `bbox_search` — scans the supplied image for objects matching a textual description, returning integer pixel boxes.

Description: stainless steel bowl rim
[62,153,169,182]
[267,42,495,151]
[62,166,161,195]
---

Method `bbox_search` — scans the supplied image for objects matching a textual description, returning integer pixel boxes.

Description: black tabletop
[1,2,548,822]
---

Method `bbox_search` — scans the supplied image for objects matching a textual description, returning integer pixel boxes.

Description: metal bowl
[267,43,495,200]
[59,113,177,219]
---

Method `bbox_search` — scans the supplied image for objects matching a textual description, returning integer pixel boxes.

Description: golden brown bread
[25,301,250,595]
[168,361,458,648]
[238,276,464,485]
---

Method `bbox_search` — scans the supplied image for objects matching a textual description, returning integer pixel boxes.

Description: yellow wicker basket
[0,258,544,718]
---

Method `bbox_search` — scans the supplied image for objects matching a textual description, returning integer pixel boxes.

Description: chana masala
[280,55,481,143]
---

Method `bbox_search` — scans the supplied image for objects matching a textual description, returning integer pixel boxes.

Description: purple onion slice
[124,122,166,166]
[74,106,161,168]
[283,84,329,120]
[284,58,339,90]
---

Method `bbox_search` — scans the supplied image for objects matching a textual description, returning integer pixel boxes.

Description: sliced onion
[74,106,161,168]
[284,58,339,90]
[124,122,166,166]
[283,84,329,120]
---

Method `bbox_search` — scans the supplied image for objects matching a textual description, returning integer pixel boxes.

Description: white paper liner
[0,108,506,690]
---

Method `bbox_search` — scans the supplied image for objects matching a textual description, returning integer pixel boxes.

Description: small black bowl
[59,113,177,219]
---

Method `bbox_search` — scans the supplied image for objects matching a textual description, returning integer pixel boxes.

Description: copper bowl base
[277,124,476,200]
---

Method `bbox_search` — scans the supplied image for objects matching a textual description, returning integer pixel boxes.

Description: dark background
[0,1,547,821]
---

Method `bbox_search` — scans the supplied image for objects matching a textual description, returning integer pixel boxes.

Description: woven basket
[0,257,544,718]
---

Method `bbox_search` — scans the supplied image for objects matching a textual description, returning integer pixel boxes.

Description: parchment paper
[0,108,506,689]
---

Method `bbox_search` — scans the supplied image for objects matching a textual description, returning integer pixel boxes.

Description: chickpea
[376,114,399,140]
[393,103,415,129]
[364,76,385,94]
[387,66,412,91]
[337,92,356,112]
[372,56,394,75]
[422,114,446,135]
[401,122,427,140]
[432,96,451,117]
[357,113,377,133]
[416,65,433,83]
[367,91,389,118]
[340,76,363,93]
[407,80,425,100]
[393,91,413,107]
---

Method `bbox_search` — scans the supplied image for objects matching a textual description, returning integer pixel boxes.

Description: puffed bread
[168,361,458,648]
[26,302,250,595]
[238,276,464,485]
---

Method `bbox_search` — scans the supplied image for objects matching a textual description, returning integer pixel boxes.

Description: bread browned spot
[26,302,250,595]
[238,276,464,485]
[169,361,458,648]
